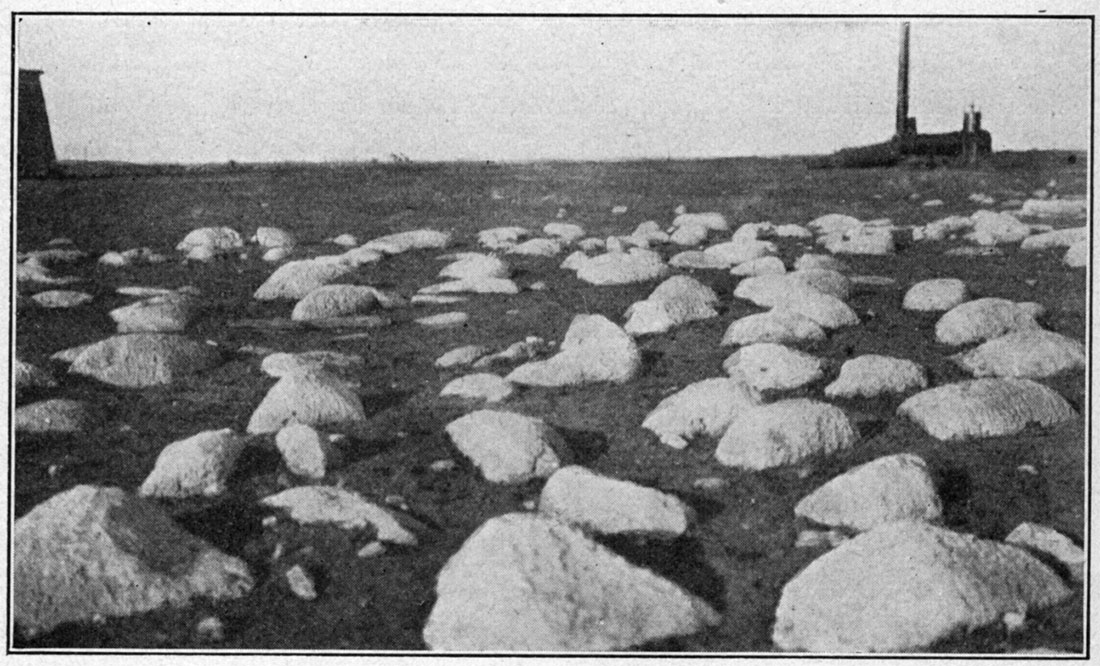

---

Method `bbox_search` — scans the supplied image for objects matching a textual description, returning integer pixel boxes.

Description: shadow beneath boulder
[360,388,417,419]
[172,496,269,563]
[595,534,727,612]
[931,463,973,529]
[554,427,610,467]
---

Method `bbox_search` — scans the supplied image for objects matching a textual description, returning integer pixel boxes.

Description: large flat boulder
[715,399,857,470]
[642,377,761,449]
[444,410,562,483]
[507,314,640,387]
[68,334,222,388]
[539,466,692,537]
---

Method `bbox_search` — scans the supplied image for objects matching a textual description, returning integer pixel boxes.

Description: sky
[14,15,1093,163]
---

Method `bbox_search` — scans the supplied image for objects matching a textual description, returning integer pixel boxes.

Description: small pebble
[1024,279,1037,287]
[196,616,226,642]
[384,495,409,511]
[1003,611,1027,633]
[692,477,728,491]
[46,464,60,477]
[1017,464,1039,475]
[262,516,278,528]
[795,530,832,549]
[357,541,387,558]
[271,542,284,561]
[528,281,547,291]
[522,499,537,511]
[429,459,457,473]
[286,564,318,601]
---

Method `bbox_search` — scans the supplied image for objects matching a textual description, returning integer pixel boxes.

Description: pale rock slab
[69,334,222,388]
[419,277,519,294]
[260,350,365,379]
[507,238,564,257]
[247,370,368,436]
[361,229,452,255]
[793,254,849,273]
[668,222,711,247]
[1063,240,1087,268]
[435,345,489,368]
[703,239,777,267]
[1019,197,1088,218]
[772,520,1071,652]
[445,410,561,483]
[1005,522,1084,582]
[274,422,342,480]
[902,278,968,312]
[807,214,863,237]
[723,343,824,392]
[730,255,786,276]
[897,378,1076,442]
[715,399,857,470]
[795,453,942,532]
[139,429,247,498]
[721,310,826,347]
[478,226,529,250]
[539,466,692,537]
[668,250,731,270]
[507,314,640,386]
[261,485,416,545]
[251,226,296,248]
[110,292,198,333]
[31,290,93,308]
[951,329,1085,379]
[176,227,243,253]
[824,355,928,398]
[422,512,719,651]
[291,285,380,321]
[935,297,1042,345]
[1019,226,1087,251]
[438,254,511,280]
[965,210,1031,245]
[13,485,253,638]
[672,212,728,231]
[15,399,100,434]
[623,275,719,336]
[543,222,585,242]
[14,359,57,397]
[415,311,470,327]
[253,259,356,301]
[575,249,669,286]
[440,373,514,403]
[641,377,761,449]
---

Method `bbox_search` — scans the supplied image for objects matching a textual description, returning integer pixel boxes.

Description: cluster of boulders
[13,189,1086,653]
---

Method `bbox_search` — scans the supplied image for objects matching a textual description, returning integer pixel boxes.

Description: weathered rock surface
[966,210,1031,245]
[668,250,731,269]
[575,249,669,286]
[440,373,514,403]
[807,214,863,237]
[139,429,247,498]
[715,399,857,470]
[434,345,488,369]
[361,229,451,255]
[824,355,928,398]
[251,226,296,248]
[951,329,1086,379]
[13,485,253,637]
[730,255,786,276]
[795,454,941,532]
[415,311,470,327]
[254,259,356,301]
[444,410,561,483]
[260,350,365,380]
[176,227,243,253]
[247,371,367,436]
[772,521,1071,652]
[703,239,777,266]
[261,486,416,545]
[419,277,519,294]
[69,334,222,388]
[543,222,585,242]
[897,378,1077,442]
[507,314,640,386]
[735,278,858,329]
[291,285,380,321]
[422,512,719,651]
[110,292,198,333]
[793,253,849,273]
[538,466,692,537]
[507,238,564,257]
[721,310,826,346]
[902,278,969,312]
[478,226,529,249]
[723,343,824,392]
[641,377,761,449]
[935,297,1043,345]
[1019,226,1087,251]
[31,290,94,308]
[15,399,100,434]
[14,359,57,398]
[1063,239,1087,268]
[623,275,719,336]
[672,211,728,231]
[274,422,342,480]
[1019,197,1087,218]
[438,254,511,280]
[1005,522,1084,581]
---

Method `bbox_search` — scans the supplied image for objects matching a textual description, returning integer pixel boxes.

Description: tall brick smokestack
[895,22,910,136]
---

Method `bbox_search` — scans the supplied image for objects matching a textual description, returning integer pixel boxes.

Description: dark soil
[11,152,1088,653]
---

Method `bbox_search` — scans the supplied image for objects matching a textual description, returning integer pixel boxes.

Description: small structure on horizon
[809,23,992,168]
[19,69,58,178]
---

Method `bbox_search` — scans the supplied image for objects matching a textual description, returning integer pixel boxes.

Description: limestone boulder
[274,422,342,480]
[897,378,1076,442]
[13,485,253,638]
[824,355,928,398]
[31,290,93,308]
[966,210,1031,245]
[715,399,857,470]
[1019,226,1087,251]
[14,359,57,398]
[721,310,826,347]
[575,249,669,286]
[478,226,529,250]
[139,429,247,498]
[176,227,243,253]
[247,370,367,436]
[260,350,365,380]
[361,229,451,255]
[543,222,585,242]
[261,486,416,545]
[434,345,489,369]
[444,410,561,483]
[668,250,731,270]
[772,521,1071,652]
[935,298,1043,345]
[15,399,100,434]
[722,343,824,392]
[807,214,863,237]
[253,259,355,301]
[439,254,511,280]
[795,454,942,532]
[703,239,777,267]
[250,226,295,248]
[951,329,1085,379]
[671,211,728,232]
[507,314,640,386]
[422,512,719,651]
[507,238,564,257]
[1005,523,1083,582]
[291,285,380,321]
[623,275,719,336]
[539,466,692,537]
[69,334,222,388]
[1064,240,1087,268]
[902,278,968,312]
[641,377,761,449]
[730,256,786,276]
[440,373,514,403]
[110,292,198,333]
